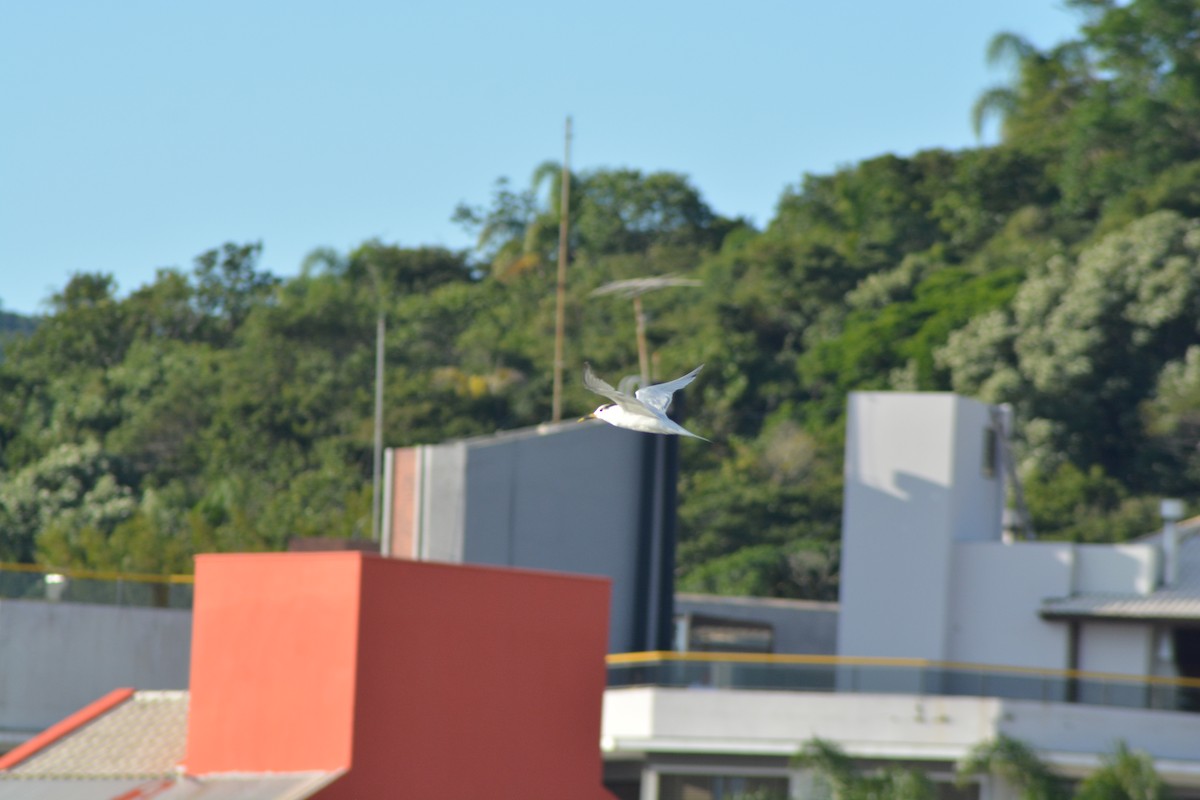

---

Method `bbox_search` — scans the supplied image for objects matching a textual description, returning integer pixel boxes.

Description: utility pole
[371,311,385,541]
[365,258,388,543]
[632,294,650,388]
[551,116,572,422]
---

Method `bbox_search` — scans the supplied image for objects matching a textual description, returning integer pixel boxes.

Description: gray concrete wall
[452,422,647,653]
[419,441,466,562]
[0,599,191,744]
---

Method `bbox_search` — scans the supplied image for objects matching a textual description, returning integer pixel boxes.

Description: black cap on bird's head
[578,403,614,422]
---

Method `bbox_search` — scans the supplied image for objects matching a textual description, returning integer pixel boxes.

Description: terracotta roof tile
[5,692,187,778]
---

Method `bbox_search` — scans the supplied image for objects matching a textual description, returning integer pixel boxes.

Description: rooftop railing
[0,562,193,609]
[5,562,1195,716]
[606,651,1200,715]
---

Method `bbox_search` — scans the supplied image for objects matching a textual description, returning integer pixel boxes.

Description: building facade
[603,392,1200,799]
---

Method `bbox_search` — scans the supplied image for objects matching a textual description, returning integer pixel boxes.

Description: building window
[675,613,775,654]
[982,427,997,478]
[659,773,790,800]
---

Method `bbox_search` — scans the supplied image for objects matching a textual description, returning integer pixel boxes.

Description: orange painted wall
[388,446,417,558]
[184,551,614,799]
[184,553,362,774]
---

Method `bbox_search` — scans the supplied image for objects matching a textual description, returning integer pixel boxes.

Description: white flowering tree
[939,211,1200,485]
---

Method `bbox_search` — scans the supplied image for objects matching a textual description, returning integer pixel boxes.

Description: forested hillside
[0,311,36,338]
[3,0,1200,598]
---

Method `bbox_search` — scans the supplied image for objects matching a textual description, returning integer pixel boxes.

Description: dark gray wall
[458,423,647,653]
[674,593,838,655]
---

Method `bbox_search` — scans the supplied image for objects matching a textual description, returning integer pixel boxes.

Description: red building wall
[184,551,613,799]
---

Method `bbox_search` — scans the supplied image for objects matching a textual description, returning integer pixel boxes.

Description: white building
[602,392,1200,800]
[839,392,1199,684]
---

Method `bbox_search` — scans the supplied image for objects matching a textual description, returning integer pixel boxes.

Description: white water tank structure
[838,392,1006,662]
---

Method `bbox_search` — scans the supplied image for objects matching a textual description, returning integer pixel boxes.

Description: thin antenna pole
[371,312,385,540]
[551,116,572,422]
[633,294,650,387]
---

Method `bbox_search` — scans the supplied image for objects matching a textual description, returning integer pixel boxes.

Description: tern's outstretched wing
[583,363,624,401]
[635,364,704,413]
[583,363,657,417]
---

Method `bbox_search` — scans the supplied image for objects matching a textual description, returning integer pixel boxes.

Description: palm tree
[451,175,545,279]
[794,738,936,800]
[956,735,1066,800]
[958,736,1166,800]
[972,31,1037,138]
[972,31,1093,143]
[972,85,1021,140]
[1074,742,1165,800]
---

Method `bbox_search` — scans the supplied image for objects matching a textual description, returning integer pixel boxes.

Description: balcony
[0,562,193,609]
[606,651,1200,715]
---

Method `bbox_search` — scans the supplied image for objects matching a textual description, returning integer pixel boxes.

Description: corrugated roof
[3,691,187,779]
[1042,519,1200,621]
[0,690,342,799]
[0,778,153,799]
[0,773,343,800]
[1041,590,1200,620]
[159,773,343,799]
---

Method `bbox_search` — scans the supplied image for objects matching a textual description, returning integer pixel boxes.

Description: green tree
[35,273,131,371]
[677,417,842,599]
[104,340,219,487]
[939,211,1200,482]
[794,738,936,800]
[957,736,1066,800]
[773,153,952,275]
[0,440,137,563]
[0,309,38,338]
[456,165,737,274]
[572,168,725,255]
[959,737,1164,800]
[971,32,1092,146]
[1143,344,1200,491]
[1075,742,1165,800]
[191,242,280,341]
[453,173,548,278]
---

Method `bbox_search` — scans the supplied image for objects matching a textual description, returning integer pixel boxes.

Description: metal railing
[606,651,1200,715]
[0,562,193,609]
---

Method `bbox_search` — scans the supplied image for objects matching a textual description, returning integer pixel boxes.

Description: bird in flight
[580,363,709,441]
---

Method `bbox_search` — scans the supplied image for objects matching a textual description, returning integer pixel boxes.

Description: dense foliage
[2,0,1199,594]
[796,735,1165,800]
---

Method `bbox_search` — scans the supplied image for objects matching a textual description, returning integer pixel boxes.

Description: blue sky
[1,1,1082,316]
